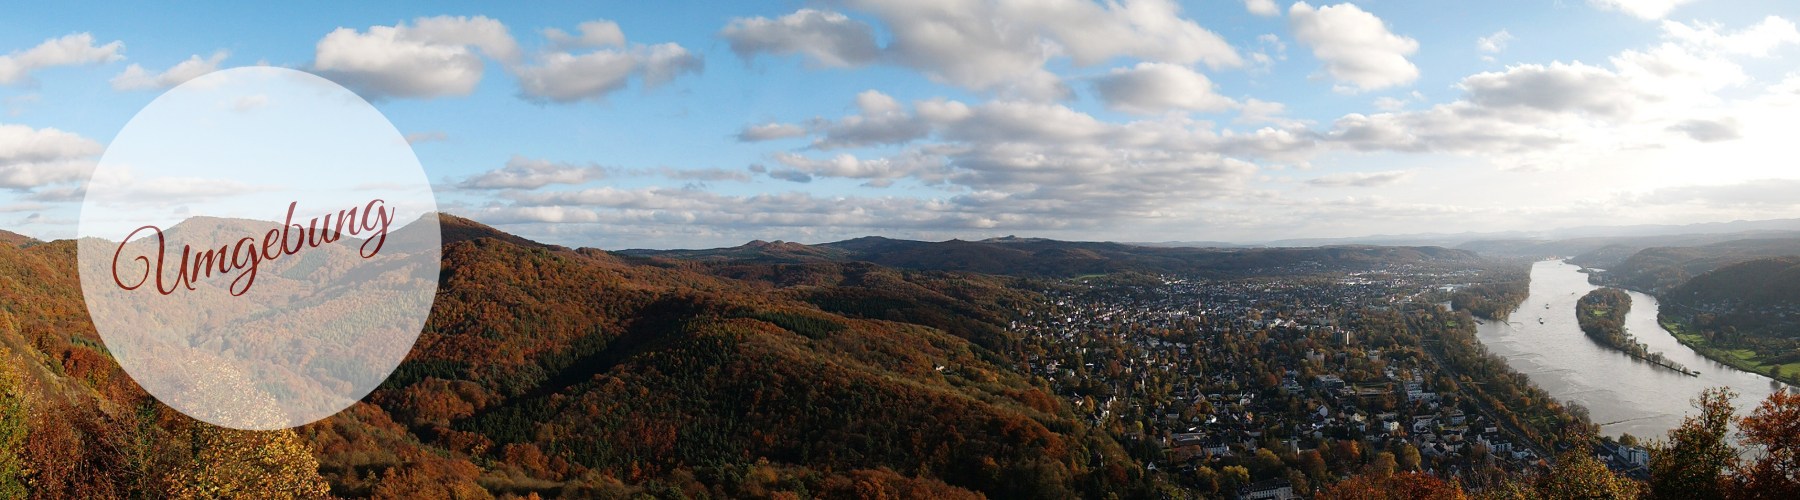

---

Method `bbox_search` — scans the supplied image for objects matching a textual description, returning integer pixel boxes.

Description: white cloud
[755,93,1274,218]
[1621,179,1800,208]
[512,50,638,102]
[458,156,607,190]
[1245,0,1281,17]
[512,22,702,103]
[809,89,933,149]
[111,51,228,90]
[1477,30,1513,54]
[1372,97,1404,111]
[313,16,517,99]
[1092,62,1237,114]
[1236,98,1296,125]
[1662,16,1800,57]
[726,0,1240,100]
[0,123,102,190]
[1305,170,1412,187]
[1667,118,1740,142]
[771,151,944,187]
[0,33,125,86]
[1461,61,1637,117]
[721,9,880,68]
[1249,33,1288,71]
[1589,0,1696,20]
[638,43,704,87]
[544,20,626,49]
[1289,2,1420,92]
[736,122,807,142]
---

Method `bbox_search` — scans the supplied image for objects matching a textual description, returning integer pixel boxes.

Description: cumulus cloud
[808,90,933,149]
[1371,91,1424,111]
[1662,16,1800,57]
[736,122,807,142]
[1589,0,1696,20]
[1289,2,1420,92]
[721,9,880,68]
[628,166,752,183]
[767,170,814,183]
[1092,62,1237,114]
[111,51,228,90]
[772,150,946,187]
[313,16,518,99]
[1305,170,1412,187]
[0,123,102,190]
[1323,103,1568,155]
[1236,98,1296,125]
[1245,0,1281,17]
[457,156,607,190]
[753,92,1274,216]
[1622,179,1800,208]
[1461,61,1637,117]
[1667,118,1741,142]
[544,20,626,49]
[445,9,1800,247]
[1249,33,1288,72]
[724,0,1240,100]
[512,21,702,103]
[1477,30,1513,54]
[0,33,125,86]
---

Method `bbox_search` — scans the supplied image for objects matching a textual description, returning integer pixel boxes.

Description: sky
[4,0,1800,249]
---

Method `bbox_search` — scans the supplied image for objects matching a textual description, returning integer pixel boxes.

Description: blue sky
[5,0,1800,248]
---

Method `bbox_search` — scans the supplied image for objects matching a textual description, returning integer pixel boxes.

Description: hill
[625,236,1482,278]
[1663,256,1800,338]
[0,214,1163,498]
[1659,256,1800,385]
[1592,237,1800,293]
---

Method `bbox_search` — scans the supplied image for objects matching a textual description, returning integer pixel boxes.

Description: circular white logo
[77,67,440,430]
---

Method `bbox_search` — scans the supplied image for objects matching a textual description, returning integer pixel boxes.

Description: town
[1010,263,1650,497]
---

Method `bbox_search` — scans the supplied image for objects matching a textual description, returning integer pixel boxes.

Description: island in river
[1575,288,1697,376]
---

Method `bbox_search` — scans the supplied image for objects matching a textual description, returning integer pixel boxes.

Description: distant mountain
[1591,237,1800,293]
[1120,239,1251,248]
[1244,218,1800,256]
[1665,256,1800,311]
[1457,230,1800,265]
[623,235,1483,278]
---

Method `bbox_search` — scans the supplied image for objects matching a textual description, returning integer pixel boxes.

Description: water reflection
[1472,260,1780,439]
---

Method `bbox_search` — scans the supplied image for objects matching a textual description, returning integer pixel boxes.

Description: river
[1471,259,1784,440]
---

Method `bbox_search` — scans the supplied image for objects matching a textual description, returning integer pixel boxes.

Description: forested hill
[1662,256,1800,338]
[621,235,1482,278]
[1590,237,1800,293]
[0,214,1168,498]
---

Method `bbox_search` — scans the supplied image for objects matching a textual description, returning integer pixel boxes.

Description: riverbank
[1659,315,1799,386]
[1473,260,1779,439]
[1576,289,1698,376]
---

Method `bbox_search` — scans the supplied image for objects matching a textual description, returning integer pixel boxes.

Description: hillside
[1453,230,1800,266]
[1659,257,1800,384]
[1592,237,1800,293]
[624,236,1482,278]
[0,215,1167,498]
[1662,256,1800,342]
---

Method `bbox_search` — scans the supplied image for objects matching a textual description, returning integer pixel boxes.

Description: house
[1613,444,1649,468]
[1314,375,1346,390]
[1238,478,1297,500]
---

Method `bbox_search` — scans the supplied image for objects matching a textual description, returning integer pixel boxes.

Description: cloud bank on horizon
[3,0,1800,248]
